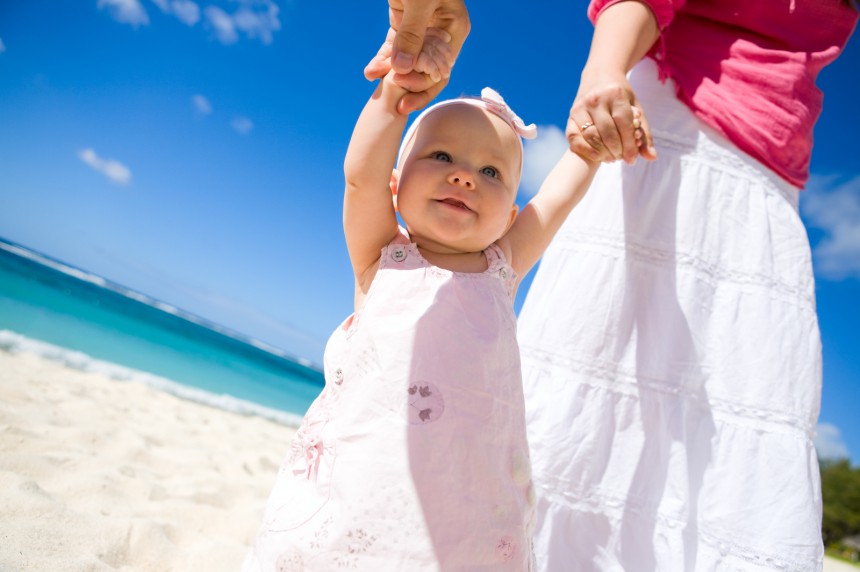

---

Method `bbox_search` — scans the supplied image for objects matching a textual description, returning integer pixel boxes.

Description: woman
[518,1,857,570]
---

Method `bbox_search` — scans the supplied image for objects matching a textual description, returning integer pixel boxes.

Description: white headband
[396,87,537,170]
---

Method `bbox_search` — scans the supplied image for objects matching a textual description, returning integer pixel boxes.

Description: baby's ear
[390,170,400,210]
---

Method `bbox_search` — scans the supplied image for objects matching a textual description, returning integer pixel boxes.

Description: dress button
[391,247,407,262]
[499,267,509,280]
[334,367,344,385]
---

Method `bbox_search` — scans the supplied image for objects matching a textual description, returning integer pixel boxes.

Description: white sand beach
[0,346,295,571]
[0,344,852,572]
[826,558,860,572]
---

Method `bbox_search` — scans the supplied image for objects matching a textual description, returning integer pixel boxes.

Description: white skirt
[518,59,823,572]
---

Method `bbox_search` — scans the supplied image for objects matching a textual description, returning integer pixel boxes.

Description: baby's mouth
[438,198,472,212]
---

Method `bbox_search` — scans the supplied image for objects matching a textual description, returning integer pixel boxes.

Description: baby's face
[395,105,522,254]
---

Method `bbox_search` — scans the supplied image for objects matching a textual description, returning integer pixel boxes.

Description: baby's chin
[403,228,483,254]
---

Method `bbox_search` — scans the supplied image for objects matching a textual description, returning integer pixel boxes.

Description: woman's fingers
[565,78,661,164]
[566,112,605,163]
[567,99,657,164]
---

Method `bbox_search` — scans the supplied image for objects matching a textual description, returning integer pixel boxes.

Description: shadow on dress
[615,153,716,571]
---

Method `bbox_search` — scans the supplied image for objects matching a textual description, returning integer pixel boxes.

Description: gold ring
[632,117,642,129]
[579,122,594,131]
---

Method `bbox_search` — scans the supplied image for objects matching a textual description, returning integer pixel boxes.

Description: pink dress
[243,229,535,571]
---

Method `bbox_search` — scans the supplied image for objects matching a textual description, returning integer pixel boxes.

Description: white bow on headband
[478,87,537,140]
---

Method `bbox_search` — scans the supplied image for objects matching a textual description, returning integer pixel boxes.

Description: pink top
[588,0,858,187]
[244,230,535,571]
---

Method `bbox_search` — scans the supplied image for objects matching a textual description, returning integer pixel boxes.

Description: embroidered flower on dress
[496,536,516,561]
[407,382,445,424]
[275,553,304,572]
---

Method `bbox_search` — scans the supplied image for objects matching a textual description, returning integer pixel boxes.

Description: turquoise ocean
[0,238,323,426]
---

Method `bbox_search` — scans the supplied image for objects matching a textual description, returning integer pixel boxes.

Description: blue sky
[0,0,858,462]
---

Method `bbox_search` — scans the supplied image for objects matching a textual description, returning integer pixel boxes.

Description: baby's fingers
[632,103,657,160]
[413,28,453,83]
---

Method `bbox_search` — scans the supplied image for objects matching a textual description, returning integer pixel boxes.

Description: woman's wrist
[588,1,660,74]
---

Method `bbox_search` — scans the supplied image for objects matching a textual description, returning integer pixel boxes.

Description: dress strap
[484,243,518,300]
[379,226,422,270]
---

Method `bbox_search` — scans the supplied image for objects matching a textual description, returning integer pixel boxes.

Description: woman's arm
[568,0,661,164]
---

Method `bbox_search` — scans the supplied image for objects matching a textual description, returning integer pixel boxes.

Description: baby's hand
[365,27,454,93]
[411,27,453,83]
[632,106,645,149]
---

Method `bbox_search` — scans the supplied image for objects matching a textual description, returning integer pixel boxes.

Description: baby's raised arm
[505,108,644,282]
[343,31,453,289]
[343,75,408,285]
[504,151,599,283]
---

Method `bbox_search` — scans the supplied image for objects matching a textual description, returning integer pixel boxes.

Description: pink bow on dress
[288,415,331,481]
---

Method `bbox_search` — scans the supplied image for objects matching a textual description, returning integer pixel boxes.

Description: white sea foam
[154,301,179,314]
[0,241,108,288]
[0,330,303,428]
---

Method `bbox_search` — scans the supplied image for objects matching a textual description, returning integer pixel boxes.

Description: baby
[243,33,625,571]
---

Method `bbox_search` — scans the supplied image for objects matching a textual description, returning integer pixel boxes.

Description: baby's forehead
[420,103,509,131]
[414,105,521,153]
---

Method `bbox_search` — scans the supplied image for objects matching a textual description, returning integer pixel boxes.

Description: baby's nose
[450,172,474,188]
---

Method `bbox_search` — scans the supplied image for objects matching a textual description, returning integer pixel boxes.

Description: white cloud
[191,94,212,115]
[801,175,860,281]
[149,0,200,25]
[815,422,851,461]
[0,38,6,54]
[170,0,201,25]
[205,0,281,45]
[98,0,150,27]
[205,6,238,44]
[232,116,254,135]
[233,0,281,44]
[78,148,132,185]
[104,0,279,43]
[520,124,569,197]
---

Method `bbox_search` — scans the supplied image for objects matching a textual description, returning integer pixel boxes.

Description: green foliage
[821,459,860,545]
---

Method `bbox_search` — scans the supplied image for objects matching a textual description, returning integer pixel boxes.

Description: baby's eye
[480,166,499,178]
[432,151,452,162]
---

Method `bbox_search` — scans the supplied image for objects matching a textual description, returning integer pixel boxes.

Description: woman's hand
[565,1,661,164]
[566,70,656,164]
[364,0,470,113]
[365,27,454,93]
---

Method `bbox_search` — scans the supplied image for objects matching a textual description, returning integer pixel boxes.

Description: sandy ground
[0,345,850,572]
[0,348,295,571]
[826,556,860,572]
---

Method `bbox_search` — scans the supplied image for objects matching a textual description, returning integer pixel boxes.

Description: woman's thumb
[391,4,435,74]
